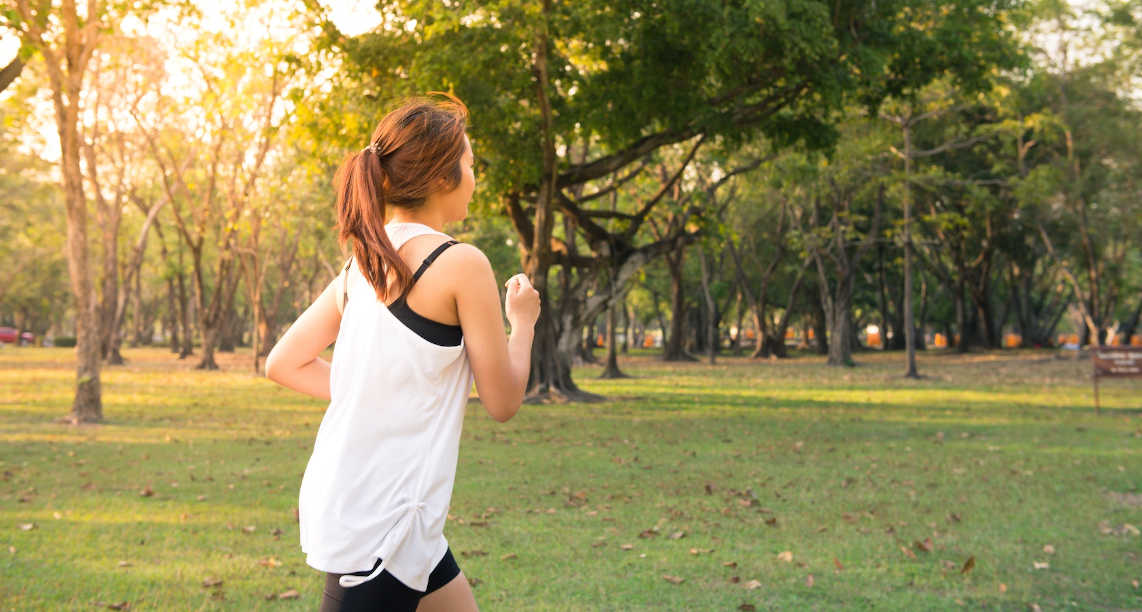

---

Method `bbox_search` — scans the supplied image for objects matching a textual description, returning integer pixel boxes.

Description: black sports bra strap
[402,240,460,297]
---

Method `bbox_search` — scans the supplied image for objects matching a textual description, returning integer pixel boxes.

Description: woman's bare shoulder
[447,241,490,264]
[441,242,495,290]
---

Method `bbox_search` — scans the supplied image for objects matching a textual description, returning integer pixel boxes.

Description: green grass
[1,346,1139,611]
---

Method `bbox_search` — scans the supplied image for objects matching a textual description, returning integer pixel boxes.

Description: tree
[6,0,115,422]
[791,123,889,367]
[308,0,1025,395]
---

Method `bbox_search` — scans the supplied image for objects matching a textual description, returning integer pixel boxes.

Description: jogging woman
[265,93,539,611]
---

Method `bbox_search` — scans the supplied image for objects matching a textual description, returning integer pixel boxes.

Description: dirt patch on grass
[1107,491,1142,507]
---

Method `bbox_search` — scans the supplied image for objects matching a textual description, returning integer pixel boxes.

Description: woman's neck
[387,211,446,233]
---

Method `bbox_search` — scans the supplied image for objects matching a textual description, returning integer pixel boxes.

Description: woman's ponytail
[334,148,411,303]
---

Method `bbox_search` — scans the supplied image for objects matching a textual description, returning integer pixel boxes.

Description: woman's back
[300,222,473,591]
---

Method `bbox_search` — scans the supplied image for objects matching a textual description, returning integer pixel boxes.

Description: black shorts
[320,548,462,612]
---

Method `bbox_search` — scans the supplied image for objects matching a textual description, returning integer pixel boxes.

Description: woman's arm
[265,279,342,401]
[452,245,539,422]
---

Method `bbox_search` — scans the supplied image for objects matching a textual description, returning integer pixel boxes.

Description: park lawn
[0,346,1139,611]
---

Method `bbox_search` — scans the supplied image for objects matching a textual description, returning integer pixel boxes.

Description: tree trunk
[696,247,716,364]
[1120,298,1142,345]
[621,298,632,355]
[810,294,828,355]
[761,265,805,359]
[730,291,745,355]
[58,70,102,422]
[902,122,919,377]
[165,277,179,352]
[176,258,193,358]
[98,199,124,365]
[599,288,629,378]
[824,277,855,367]
[196,265,241,369]
[131,263,145,346]
[663,248,694,361]
[954,279,969,353]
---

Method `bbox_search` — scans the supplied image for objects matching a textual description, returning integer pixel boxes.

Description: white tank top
[298,222,474,590]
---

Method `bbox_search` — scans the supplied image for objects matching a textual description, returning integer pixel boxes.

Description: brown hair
[335,92,469,302]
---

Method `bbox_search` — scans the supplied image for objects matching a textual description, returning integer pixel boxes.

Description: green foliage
[310,0,1024,207]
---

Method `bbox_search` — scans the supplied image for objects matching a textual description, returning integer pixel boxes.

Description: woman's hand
[504,273,540,330]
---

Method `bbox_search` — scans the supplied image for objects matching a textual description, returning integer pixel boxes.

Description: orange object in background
[866,331,881,348]
[745,329,756,340]
[933,333,948,348]
[643,336,654,348]
[1109,333,1124,346]
[596,334,604,347]
[1004,333,1022,348]
[785,328,795,340]
[807,328,815,340]
[1132,335,1142,347]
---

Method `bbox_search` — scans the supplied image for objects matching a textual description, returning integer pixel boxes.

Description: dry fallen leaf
[745,579,762,590]
[106,602,130,610]
[1032,561,1049,570]
[728,576,740,583]
[724,561,737,568]
[833,557,844,571]
[738,605,756,612]
[118,561,132,568]
[139,486,153,498]
[257,557,281,568]
[501,553,517,561]
[915,538,934,553]
[1042,544,1055,554]
[765,517,778,527]
[662,574,684,584]
[961,556,975,574]
[900,546,917,560]
[805,574,814,587]
[18,523,35,531]
[202,578,223,588]
[999,583,1007,593]
[277,589,299,600]
[620,544,634,551]
[460,550,487,558]
[777,551,793,563]
[668,531,686,540]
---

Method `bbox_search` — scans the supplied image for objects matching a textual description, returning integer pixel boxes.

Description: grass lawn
[1,345,1139,610]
